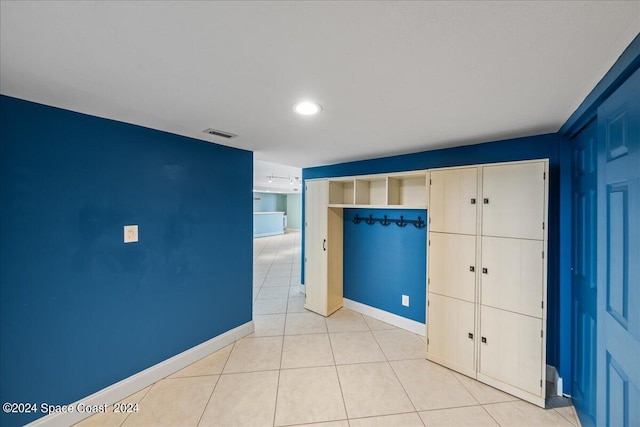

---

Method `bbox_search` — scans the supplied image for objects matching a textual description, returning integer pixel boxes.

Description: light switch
[402,295,409,307]
[124,225,138,243]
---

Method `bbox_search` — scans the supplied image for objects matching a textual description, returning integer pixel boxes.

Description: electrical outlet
[124,225,138,243]
[402,294,409,307]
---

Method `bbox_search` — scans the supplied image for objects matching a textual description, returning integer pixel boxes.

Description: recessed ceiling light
[293,101,322,115]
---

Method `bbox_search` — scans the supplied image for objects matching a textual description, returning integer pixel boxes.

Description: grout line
[117,383,154,427]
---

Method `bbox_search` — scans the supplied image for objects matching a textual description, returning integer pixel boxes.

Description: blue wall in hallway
[0,96,253,425]
[302,132,568,389]
[343,209,427,323]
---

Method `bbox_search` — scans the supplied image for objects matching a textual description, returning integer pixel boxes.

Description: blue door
[571,119,598,427]
[596,67,640,427]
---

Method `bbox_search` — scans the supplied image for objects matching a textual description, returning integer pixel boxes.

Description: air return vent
[203,128,238,139]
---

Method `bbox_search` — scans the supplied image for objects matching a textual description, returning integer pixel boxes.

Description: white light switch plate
[124,225,138,243]
[402,295,409,307]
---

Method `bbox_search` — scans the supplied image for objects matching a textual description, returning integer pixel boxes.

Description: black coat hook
[365,214,376,225]
[352,214,362,224]
[395,215,407,227]
[380,215,391,226]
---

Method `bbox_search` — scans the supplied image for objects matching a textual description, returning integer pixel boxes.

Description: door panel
[596,68,640,427]
[571,119,598,427]
[482,162,545,240]
[481,236,544,318]
[428,232,476,302]
[480,305,543,396]
[304,180,328,313]
[427,293,475,373]
[430,168,478,235]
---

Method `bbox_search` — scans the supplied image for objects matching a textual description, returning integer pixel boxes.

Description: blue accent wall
[0,96,253,425]
[302,132,567,385]
[343,209,427,323]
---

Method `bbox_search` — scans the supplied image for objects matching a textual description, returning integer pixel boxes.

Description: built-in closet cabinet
[426,159,548,408]
[304,179,344,316]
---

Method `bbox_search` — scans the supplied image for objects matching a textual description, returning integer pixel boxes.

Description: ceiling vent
[203,128,238,139]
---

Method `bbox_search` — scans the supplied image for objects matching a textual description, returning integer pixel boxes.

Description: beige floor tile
[452,371,518,404]
[326,309,369,333]
[290,276,302,285]
[483,400,574,426]
[373,329,425,360]
[263,276,292,287]
[257,286,290,300]
[253,298,288,315]
[74,386,151,427]
[363,315,398,331]
[121,377,217,427]
[253,314,286,337]
[391,359,477,411]
[265,269,292,278]
[223,336,282,374]
[289,286,302,297]
[281,334,335,369]
[285,312,328,335]
[349,412,425,426]
[329,331,386,365]
[274,366,347,426]
[286,422,349,427]
[419,406,498,426]
[169,344,233,378]
[337,362,415,419]
[286,296,307,313]
[554,405,579,426]
[199,371,279,427]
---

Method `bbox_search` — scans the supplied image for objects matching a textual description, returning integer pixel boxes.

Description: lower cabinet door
[479,305,543,396]
[427,293,476,376]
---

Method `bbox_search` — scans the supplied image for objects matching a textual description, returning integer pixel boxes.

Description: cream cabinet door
[481,162,546,240]
[428,232,476,303]
[430,168,478,235]
[304,180,328,314]
[480,236,544,318]
[479,306,543,396]
[427,293,476,375]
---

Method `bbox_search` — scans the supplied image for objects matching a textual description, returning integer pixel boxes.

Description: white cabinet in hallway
[426,159,549,408]
[304,179,344,316]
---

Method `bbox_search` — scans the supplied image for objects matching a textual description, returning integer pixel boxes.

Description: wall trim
[254,231,284,238]
[26,321,254,427]
[560,33,640,137]
[343,298,425,336]
[546,364,564,397]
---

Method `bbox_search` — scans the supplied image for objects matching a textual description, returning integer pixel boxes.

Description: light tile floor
[77,231,579,426]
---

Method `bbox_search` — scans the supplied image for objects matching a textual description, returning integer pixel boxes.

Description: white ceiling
[254,160,302,194]
[1,1,639,169]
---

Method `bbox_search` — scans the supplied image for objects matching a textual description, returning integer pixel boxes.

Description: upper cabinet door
[430,168,478,235]
[481,162,546,240]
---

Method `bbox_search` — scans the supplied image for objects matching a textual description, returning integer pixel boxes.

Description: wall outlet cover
[124,225,138,243]
[402,295,409,307]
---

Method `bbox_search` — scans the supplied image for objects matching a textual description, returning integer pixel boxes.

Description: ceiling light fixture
[293,101,322,116]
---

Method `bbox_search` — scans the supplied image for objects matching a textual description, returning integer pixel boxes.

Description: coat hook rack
[351,214,426,229]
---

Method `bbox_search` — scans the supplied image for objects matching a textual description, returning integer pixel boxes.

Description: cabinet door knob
[484,198,489,204]
[471,198,476,204]
[481,337,487,343]
[468,333,474,339]
[323,239,326,251]
[482,268,488,274]
[469,266,475,272]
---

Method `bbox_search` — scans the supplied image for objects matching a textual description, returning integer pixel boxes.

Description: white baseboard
[27,321,254,427]
[546,364,564,397]
[254,231,284,238]
[343,298,425,336]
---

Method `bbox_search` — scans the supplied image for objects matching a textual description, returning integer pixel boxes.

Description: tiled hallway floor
[78,231,579,426]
